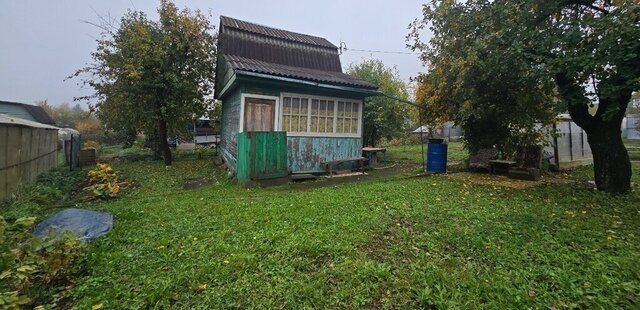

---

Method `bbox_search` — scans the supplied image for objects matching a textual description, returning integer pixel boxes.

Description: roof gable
[215,17,379,98]
[218,16,342,72]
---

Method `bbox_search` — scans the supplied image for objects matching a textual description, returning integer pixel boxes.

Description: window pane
[319,117,326,133]
[282,115,290,131]
[283,97,291,115]
[310,115,318,132]
[345,102,353,117]
[311,99,319,116]
[319,100,326,117]
[337,102,344,117]
[292,98,299,114]
[336,118,344,133]
[352,102,359,116]
[299,115,308,132]
[350,118,358,133]
[327,101,335,117]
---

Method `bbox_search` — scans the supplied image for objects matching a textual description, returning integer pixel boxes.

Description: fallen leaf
[92,304,103,310]
[528,290,536,297]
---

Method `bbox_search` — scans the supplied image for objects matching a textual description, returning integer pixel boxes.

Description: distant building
[0,100,55,125]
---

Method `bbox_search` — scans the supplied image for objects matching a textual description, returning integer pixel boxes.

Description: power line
[339,41,421,55]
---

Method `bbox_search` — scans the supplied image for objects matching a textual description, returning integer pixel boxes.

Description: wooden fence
[0,115,58,200]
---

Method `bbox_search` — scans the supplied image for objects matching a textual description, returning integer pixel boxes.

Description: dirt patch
[183,177,213,189]
[444,171,572,189]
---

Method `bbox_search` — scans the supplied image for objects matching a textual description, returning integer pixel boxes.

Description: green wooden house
[215,16,379,181]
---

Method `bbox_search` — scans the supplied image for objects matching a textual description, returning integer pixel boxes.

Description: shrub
[0,216,86,309]
[83,140,100,149]
[194,145,213,159]
[84,164,120,199]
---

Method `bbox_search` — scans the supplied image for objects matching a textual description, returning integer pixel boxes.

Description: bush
[193,145,213,159]
[84,164,120,199]
[0,216,86,309]
[83,140,100,149]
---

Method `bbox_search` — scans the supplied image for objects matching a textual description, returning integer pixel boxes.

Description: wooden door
[244,97,275,132]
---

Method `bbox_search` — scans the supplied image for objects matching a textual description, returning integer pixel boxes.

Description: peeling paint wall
[220,88,242,172]
[287,136,362,173]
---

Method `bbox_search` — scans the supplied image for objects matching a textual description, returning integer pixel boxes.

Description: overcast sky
[0,0,428,107]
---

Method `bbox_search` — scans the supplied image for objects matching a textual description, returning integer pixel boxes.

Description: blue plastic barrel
[426,143,448,173]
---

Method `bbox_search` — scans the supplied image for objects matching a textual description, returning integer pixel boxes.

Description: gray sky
[0,0,427,107]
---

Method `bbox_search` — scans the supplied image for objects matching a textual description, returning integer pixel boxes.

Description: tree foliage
[70,0,216,165]
[410,0,559,154]
[347,60,412,147]
[411,0,640,193]
[36,101,91,128]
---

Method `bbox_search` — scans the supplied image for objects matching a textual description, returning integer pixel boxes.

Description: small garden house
[215,16,379,181]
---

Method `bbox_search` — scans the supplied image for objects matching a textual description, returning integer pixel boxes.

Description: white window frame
[239,93,280,133]
[279,92,363,138]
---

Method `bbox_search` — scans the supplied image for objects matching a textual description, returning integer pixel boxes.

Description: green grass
[385,142,467,165]
[625,139,640,161]
[3,153,640,308]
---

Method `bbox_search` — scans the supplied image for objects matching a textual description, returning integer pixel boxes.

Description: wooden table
[362,147,387,166]
[488,159,517,174]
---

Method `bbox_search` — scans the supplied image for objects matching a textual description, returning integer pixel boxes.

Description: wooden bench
[469,148,498,171]
[321,157,367,176]
[489,159,517,174]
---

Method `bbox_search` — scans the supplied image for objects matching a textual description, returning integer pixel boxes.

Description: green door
[237,131,287,182]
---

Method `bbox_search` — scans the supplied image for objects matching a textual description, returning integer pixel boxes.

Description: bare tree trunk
[158,118,172,166]
[586,125,631,193]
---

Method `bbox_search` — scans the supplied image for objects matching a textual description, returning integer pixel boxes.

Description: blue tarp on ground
[34,208,113,240]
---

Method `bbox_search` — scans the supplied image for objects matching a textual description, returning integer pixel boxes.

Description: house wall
[220,88,242,172]
[287,136,362,172]
[220,81,367,175]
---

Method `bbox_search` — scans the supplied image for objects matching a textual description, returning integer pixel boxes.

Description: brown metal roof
[215,16,378,97]
[220,16,337,49]
[225,55,378,89]
[218,16,342,72]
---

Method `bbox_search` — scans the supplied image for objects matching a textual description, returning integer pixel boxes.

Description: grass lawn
[385,142,467,166]
[3,147,640,308]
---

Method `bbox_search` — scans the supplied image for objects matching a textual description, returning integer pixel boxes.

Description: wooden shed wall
[220,88,242,172]
[220,81,368,175]
[0,124,58,200]
[287,136,362,173]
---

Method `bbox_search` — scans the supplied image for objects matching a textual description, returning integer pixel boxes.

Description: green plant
[0,216,86,309]
[83,140,100,149]
[84,164,120,199]
[193,145,213,159]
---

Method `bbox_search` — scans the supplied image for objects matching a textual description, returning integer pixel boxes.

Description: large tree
[410,0,559,155]
[347,60,412,147]
[71,0,216,165]
[412,0,640,193]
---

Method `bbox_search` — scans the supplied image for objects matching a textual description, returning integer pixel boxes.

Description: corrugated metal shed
[0,100,56,125]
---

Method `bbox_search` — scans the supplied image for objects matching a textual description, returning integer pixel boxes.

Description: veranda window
[282,97,309,132]
[281,94,361,136]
